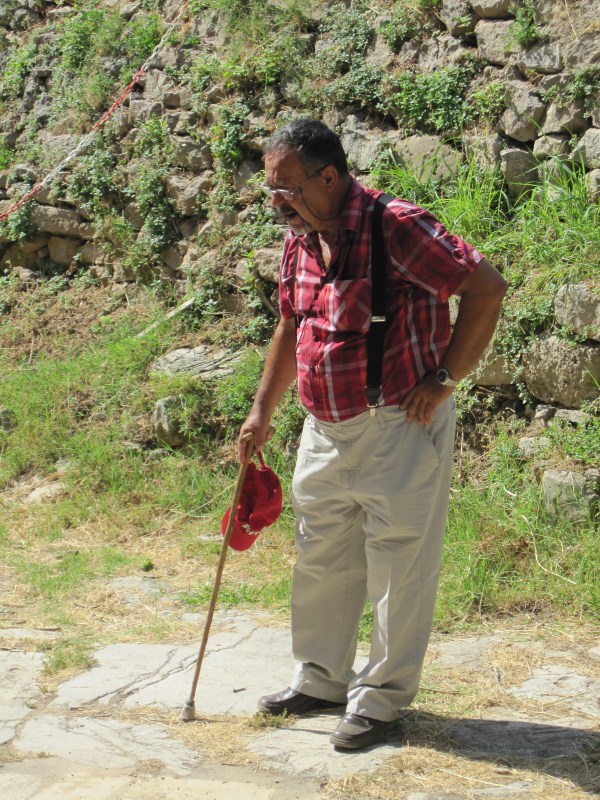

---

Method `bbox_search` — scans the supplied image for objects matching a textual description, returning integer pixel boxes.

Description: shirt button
[313,335,319,341]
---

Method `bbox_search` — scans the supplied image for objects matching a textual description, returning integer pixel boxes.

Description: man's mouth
[280,205,300,222]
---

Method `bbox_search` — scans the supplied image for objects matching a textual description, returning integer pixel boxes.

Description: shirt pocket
[321,278,371,333]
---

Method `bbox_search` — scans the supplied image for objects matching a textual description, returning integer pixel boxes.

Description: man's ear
[320,164,338,190]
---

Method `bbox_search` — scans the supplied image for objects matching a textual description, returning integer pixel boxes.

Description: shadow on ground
[386,710,600,795]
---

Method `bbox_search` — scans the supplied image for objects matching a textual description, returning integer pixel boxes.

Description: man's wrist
[435,367,460,389]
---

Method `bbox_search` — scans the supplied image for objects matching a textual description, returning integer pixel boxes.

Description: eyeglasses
[261,165,328,203]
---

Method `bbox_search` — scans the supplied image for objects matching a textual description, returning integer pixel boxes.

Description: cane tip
[180,700,196,722]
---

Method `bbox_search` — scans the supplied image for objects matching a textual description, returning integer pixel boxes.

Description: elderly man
[238,118,507,750]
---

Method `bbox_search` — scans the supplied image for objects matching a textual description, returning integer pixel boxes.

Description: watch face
[438,369,450,384]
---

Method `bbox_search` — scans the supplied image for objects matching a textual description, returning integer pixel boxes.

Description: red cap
[220,454,282,551]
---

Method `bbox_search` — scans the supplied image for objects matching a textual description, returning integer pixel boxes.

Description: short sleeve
[278,234,298,319]
[384,201,484,302]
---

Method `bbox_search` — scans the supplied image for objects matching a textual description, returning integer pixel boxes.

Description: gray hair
[264,117,349,175]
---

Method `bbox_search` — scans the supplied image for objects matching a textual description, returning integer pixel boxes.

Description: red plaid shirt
[279,179,484,422]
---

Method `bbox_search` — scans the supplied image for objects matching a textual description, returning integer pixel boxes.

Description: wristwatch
[436,367,460,388]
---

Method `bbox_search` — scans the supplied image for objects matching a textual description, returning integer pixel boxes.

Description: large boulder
[496,81,545,142]
[471,0,511,18]
[165,173,212,216]
[571,129,600,170]
[48,236,82,265]
[542,99,589,136]
[554,283,600,342]
[522,334,600,408]
[30,206,94,239]
[516,42,563,74]
[416,35,472,71]
[387,134,462,182]
[475,20,516,66]
[500,148,538,197]
[542,470,598,523]
[533,134,570,160]
[340,116,388,174]
[171,137,213,171]
[439,0,477,36]
[150,345,242,379]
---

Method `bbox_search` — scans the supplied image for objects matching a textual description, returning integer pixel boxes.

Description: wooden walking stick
[180,434,254,722]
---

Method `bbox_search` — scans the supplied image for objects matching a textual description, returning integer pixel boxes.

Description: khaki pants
[290,401,455,721]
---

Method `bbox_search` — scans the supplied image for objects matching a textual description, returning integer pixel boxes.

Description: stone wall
[0,0,599,410]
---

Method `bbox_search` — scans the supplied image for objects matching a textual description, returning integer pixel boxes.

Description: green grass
[41,637,97,676]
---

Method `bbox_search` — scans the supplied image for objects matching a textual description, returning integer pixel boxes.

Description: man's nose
[271,191,286,208]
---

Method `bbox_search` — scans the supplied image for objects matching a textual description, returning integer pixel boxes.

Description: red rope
[0,69,148,224]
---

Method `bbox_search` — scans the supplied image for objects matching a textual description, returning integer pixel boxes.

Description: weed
[0,145,13,170]
[133,117,174,162]
[540,69,600,117]
[213,349,264,431]
[122,13,164,70]
[316,64,383,114]
[545,416,600,469]
[468,81,507,127]
[505,0,541,50]
[60,8,110,71]
[249,712,290,729]
[125,165,178,266]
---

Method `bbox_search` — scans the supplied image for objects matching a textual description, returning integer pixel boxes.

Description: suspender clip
[366,386,380,416]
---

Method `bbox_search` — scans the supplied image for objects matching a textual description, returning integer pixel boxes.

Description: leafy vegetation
[505,0,541,50]
[0,0,598,648]
[383,64,477,135]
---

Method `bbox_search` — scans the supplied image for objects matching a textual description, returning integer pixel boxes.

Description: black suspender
[288,192,395,412]
[366,193,394,412]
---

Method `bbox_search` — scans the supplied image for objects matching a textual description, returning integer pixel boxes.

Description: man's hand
[237,414,275,463]
[399,373,454,426]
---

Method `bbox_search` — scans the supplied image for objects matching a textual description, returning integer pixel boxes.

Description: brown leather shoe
[330,712,398,749]
[258,687,344,716]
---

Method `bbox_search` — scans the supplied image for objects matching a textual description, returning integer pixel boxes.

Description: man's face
[264,149,327,236]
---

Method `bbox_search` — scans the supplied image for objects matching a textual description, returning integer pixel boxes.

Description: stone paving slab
[0,628,62,641]
[15,715,199,774]
[428,635,504,669]
[248,711,403,779]
[50,613,302,716]
[508,664,600,718]
[0,758,321,800]
[0,650,43,745]
[50,611,368,717]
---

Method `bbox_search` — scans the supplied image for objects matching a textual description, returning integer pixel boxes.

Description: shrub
[384,65,475,135]
[468,81,507,127]
[380,6,426,52]
[69,139,119,218]
[318,64,383,113]
[0,41,37,99]
[60,9,107,71]
[209,102,249,172]
[318,4,374,76]
[122,13,164,67]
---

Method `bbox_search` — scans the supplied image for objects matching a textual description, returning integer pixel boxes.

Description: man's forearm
[441,259,508,381]
[400,259,507,425]
[238,317,298,459]
[252,320,298,415]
